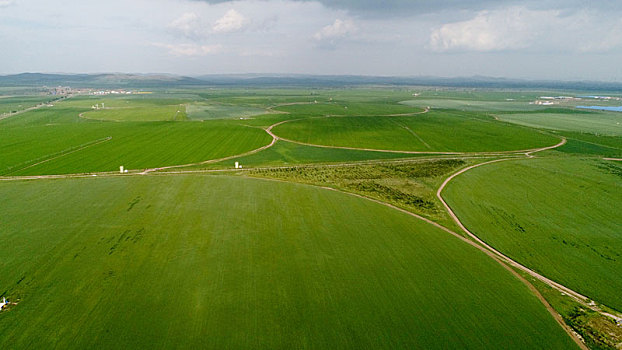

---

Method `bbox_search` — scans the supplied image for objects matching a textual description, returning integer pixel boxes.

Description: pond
[576,105,622,112]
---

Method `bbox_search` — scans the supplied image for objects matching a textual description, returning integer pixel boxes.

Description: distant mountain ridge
[0,73,204,88]
[1,72,622,91]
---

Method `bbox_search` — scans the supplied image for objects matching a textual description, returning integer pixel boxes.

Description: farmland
[271,110,560,152]
[496,110,622,136]
[442,157,622,311]
[1,85,621,349]
[0,99,271,175]
[0,175,578,349]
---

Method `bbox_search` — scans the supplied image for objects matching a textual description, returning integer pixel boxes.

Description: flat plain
[443,157,622,311]
[1,86,621,349]
[0,175,578,349]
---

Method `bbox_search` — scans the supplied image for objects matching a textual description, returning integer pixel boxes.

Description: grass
[186,103,267,120]
[81,105,188,122]
[245,158,469,229]
[0,175,578,349]
[0,95,60,114]
[178,140,432,170]
[400,98,546,112]
[273,101,424,116]
[556,132,622,158]
[496,111,622,136]
[0,104,271,175]
[443,157,622,311]
[6,121,271,175]
[272,110,560,152]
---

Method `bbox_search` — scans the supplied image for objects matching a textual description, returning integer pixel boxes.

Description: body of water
[576,105,622,112]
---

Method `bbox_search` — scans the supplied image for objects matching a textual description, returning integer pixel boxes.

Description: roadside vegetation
[1,86,621,349]
[247,158,469,229]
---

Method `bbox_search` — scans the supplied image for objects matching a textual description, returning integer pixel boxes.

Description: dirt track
[436,143,621,346]
[1,100,610,347]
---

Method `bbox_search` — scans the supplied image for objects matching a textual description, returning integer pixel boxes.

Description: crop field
[0,95,59,114]
[496,110,622,136]
[558,132,622,158]
[400,98,546,111]
[443,157,622,311]
[272,111,560,152]
[191,140,425,169]
[82,105,187,121]
[0,101,271,175]
[2,86,621,349]
[0,175,577,349]
[186,102,267,120]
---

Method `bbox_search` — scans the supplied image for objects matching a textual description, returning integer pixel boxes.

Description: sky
[1,0,622,81]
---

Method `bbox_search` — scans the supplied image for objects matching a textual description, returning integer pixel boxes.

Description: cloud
[430,7,553,52]
[193,0,506,16]
[430,6,622,53]
[153,43,223,56]
[169,9,249,39]
[212,9,247,33]
[192,0,622,19]
[0,0,15,7]
[313,19,356,40]
[168,13,208,39]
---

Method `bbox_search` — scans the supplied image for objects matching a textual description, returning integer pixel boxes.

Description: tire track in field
[139,125,279,174]
[0,133,593,347]
[267,105,566,156]
[0,95,70,122]
[4,136,113,175]
[388,118,432,150]
[436,141,622,337]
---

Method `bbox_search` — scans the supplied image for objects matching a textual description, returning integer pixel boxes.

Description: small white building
[234,162,239,169]
[120,166,124,173]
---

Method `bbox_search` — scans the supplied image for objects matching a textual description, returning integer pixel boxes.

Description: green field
[0,175,577,349]
[496,111,622,136]
[0,101,271,175]
[4,86,620,348]
[558,132,622,158]
[443,157,622,311]
[184,140,428,170]
[400,98,545,111]
[82,105,187,121]
[186,103,267,120]
[0,95,60,114]
[272,111,560,152]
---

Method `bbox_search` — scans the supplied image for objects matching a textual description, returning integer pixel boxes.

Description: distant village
[531,95,621,106]
[46,86,147,96]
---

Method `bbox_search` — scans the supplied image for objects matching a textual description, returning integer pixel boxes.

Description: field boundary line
[266,105,567,155]
[140,126,279,174]
[4,136,113,175]
[436,151,622,325]
[0,95,71,122]
[231,173,588,349]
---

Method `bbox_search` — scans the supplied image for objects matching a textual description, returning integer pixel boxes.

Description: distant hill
[195,74,622,91]
[0,73,204,88]
[1,72,621,91]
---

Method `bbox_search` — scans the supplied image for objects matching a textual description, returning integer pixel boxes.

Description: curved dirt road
[436,146,622,327]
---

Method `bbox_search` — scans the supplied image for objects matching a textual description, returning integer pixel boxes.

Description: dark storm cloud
[194,0,621,16]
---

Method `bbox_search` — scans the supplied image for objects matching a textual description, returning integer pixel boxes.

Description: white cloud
[430,7,554,52]
[313,19,356,41]
[212,9,247,33]
[153,43,222,56]
[168,12,208,39]
[430,7,622,54]
[0,0,15,7]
